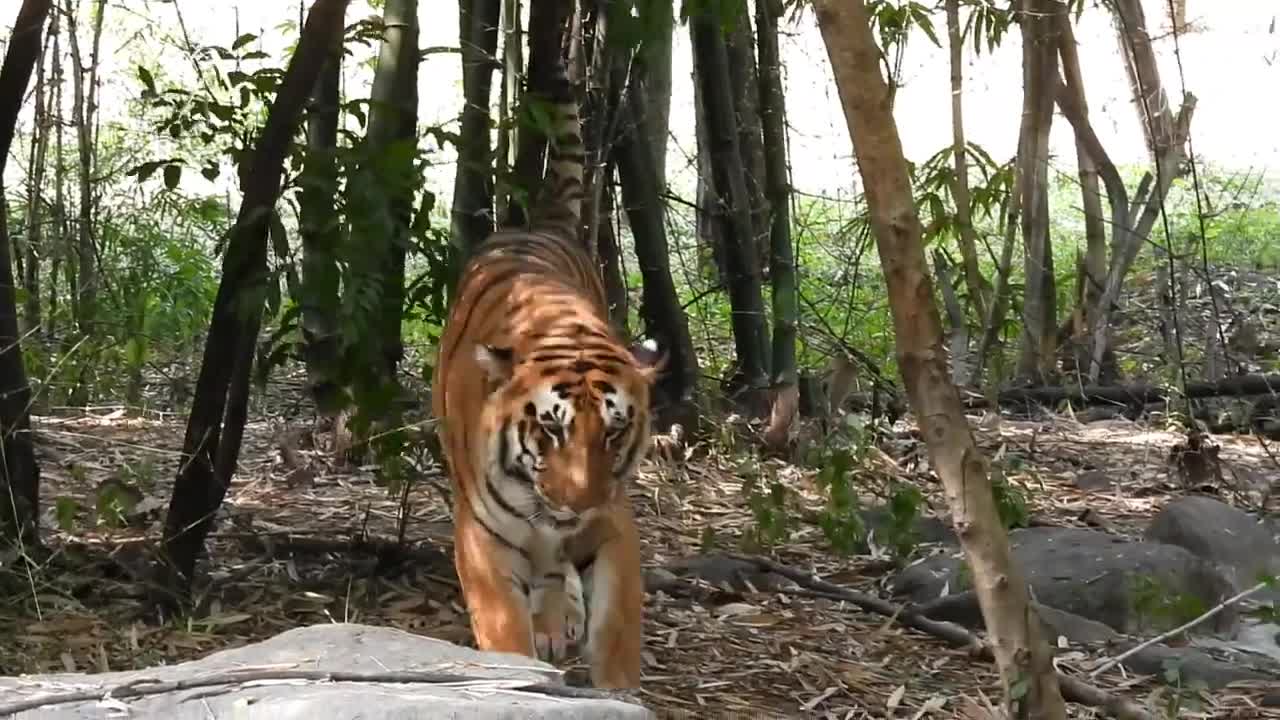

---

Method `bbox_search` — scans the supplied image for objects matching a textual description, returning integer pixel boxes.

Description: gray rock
[1113,642,1275,690]
[1072,469,1116,492]
[892,527,1239,635]
[861,505,956,547]
[0,623,653,720]
[1144,495,1280,600]
[1032,603,1120,646]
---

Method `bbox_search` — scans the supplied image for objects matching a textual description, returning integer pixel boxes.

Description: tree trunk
[690,7,770,411]
[48,6,63,339]
[507,0,570,231]
[157,0,353,605]
[756,0,798,415]
[65,0,103,337]
[596,168,628,330]
[0,0,52,550]
[1014,0,1060,383]
[971,156,1021,386]
[614,69,700,428]
[450,0,499,252]
[725,3,768,274]
[20,23,49,337]
[1086,0,1195,384]
[298,25,343,416]
[945,0,990,321]
[811,2,1068,717]
[577,0,620,266]
[1056,12,1105,333]
[493,0,521,225]
[363,0,418,379]
[642,3,672,184]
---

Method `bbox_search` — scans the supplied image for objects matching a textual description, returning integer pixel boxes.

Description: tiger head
[473,340,665,529]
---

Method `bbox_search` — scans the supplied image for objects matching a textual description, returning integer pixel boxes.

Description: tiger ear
[629,338,668,384]
[475,344,516,383]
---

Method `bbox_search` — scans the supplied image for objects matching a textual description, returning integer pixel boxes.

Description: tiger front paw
[530,566,586,663]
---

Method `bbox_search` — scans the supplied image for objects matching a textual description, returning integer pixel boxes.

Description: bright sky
[3,0,1278,200]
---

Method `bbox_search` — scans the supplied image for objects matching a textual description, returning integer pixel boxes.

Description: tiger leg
[453,515,537,658]
[581,510,643,689]
[530,561,586,662]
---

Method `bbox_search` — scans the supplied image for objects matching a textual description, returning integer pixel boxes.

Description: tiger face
[474,341,663,530]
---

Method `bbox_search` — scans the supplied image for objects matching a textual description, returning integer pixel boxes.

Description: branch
[728,553,1155,720]
[0,668,643,716]
[1053,77,1129,252]
[1089,579,1271,679]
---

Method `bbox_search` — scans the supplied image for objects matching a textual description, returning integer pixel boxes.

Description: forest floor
[3,265,1280,718]
[1,396,1278,719]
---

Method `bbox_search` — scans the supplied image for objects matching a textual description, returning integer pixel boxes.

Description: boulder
[0,623,652,719]
[891,527,1239,636]
[1144,495,1280,601]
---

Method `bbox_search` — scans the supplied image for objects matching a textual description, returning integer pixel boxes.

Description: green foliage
[741,465,794,550]
[1130,574,1209,631]
[814,448,865,555]
[1158,658,1208,717]
[881,482,924,563]
[989,465,1029,530]
[866,0,942,50]
[54,497,79,533]
[958,0,1014,56]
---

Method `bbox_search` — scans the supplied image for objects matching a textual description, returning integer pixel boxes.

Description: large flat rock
[0,623,653,719]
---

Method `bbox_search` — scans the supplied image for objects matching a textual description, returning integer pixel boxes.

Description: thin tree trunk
[945,0,990,321]
[1055,12,1105,330]
[298,25,342,415]
[157,0,353,604]
[640,2,672,185]
[450,0,499,251]
[363,0,418,379]
[614,69,699,427]
[725,3,768,273]
[48,6,62,339]
[507,0,570,231]
[1015,0,1060,383]
[757,0,798,432]
[21,24,49,337]
[691,46,721,283]
[971,156,1022,386]
[65,0,87,332]
[690,8,770,410]
[811,3,1068,716]
[596,168,628,330]
[65,0,104,336]
[493,0,521,225]
[1087,0,1195,383]
[0,0,52,549]
[578,0,619,263]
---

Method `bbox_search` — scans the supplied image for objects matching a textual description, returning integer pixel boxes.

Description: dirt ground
[1,397,1278,719]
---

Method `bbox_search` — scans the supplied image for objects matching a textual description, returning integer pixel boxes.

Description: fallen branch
[220,532,449,568]
[0,668,642,716]
[1089,579,1271,679]
[728,553,1155,720]
[972,373,1280,410]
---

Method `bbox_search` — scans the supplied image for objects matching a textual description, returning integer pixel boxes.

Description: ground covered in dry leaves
[1,395,1278,719]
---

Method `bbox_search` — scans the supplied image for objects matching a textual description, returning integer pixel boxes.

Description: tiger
[430,59,662,690]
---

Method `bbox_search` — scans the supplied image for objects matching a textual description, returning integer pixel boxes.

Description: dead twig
[728,553,1155,720]
[0,668,642,716]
